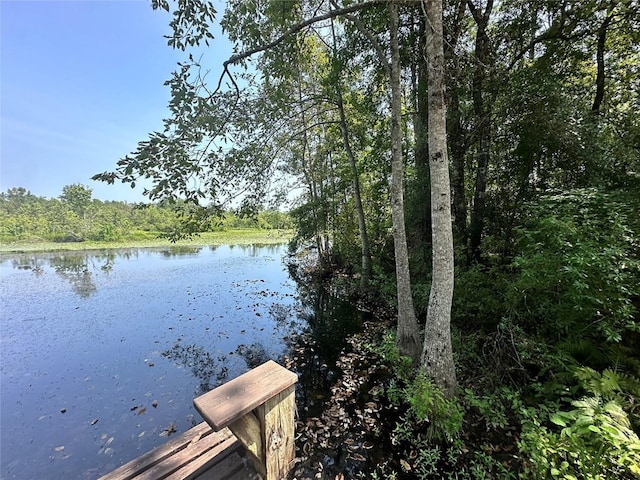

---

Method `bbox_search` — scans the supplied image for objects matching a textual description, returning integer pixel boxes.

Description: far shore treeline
[0,185,292,245]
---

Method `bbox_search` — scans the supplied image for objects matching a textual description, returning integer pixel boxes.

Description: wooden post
[256,385,296,479]
[194,361,298,480]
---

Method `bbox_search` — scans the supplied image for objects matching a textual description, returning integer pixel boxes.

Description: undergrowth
[365,328,640,480]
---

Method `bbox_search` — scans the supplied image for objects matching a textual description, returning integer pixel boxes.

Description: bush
[519,396,640,479]
[507,188,640,344]
[372,330,464,443]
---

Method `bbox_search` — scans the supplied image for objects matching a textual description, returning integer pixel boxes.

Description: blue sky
[1,0,232,202]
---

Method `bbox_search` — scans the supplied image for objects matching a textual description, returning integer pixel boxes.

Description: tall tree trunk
[331,19,372,288]
[410,16,432,251]
[421,0,457,397]
[445,0,469,253]
[467,0,493,264]
[336,90,372,287]
[447,85,468,248]
[592,14,612,114]
[390,0,421,363]
[296,73,326,264]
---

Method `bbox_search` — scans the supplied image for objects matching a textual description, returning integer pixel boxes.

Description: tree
[389,0,421,362]
[59,184,93,217]
[59,184,94,240]
[330,18,372,288]
[420,0,457,396]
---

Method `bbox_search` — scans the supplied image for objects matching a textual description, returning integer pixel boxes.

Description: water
[0,244,306,479]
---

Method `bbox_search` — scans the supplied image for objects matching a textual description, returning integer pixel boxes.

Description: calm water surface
[0,244,305,479]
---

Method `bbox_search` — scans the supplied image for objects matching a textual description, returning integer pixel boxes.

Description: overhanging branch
[222,0,382,69]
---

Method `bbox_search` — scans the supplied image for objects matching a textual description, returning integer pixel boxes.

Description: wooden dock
[99,361,298,480]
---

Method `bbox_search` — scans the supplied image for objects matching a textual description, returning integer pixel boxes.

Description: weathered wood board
[194,360,298,431]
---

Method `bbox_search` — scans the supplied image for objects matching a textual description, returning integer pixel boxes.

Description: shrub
[507,188,640,344]
[519,396,640,479]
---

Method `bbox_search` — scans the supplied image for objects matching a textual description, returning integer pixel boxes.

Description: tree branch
[330,0,390,73]
[222,1,382,69]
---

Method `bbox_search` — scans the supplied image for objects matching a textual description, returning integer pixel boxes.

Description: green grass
[0,229,294,254]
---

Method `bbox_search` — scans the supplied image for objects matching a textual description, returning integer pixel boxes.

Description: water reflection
[11,256,45,275]
[3,246,228,297]
[233,243,284,257]
[158,246,205,257]
[49,254,116,297]
[161,342,229,395]
[0,244,366,479]
[235,342,270,369]
[293,282,367,418]
[298,283,364,362]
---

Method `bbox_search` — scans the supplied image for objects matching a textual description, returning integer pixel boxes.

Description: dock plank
[194,360,298,431]
[98,423,241,480]
[190,451,259,480]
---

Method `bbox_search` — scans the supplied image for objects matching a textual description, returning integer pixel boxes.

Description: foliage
[0,186,291,244]
[372,329,414,379]
[519,396,640,479]
[463,386,520,433]
[59,184,93,216]
[575,367,640,417]
[390,373,464,443]
[507,188,640,344]
[373,330,463,443]
[452,264,510,330]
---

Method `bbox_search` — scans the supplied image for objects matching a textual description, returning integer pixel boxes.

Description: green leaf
[550,414,568,427]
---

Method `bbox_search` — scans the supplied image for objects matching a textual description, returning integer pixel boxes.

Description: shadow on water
[293,281,369,419]
[161,343,229,395]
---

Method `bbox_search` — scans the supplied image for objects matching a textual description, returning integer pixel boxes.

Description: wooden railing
[194,360,298,480]
[99,361,298,480]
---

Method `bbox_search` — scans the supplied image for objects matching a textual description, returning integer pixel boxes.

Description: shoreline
[0,229,294,254]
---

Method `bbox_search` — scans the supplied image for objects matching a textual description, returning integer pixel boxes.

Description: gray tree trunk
[336,90,372,288]
[421,0,457,397]
[390,0,421,363]
[331,18,372,288]
[468,0,494,263]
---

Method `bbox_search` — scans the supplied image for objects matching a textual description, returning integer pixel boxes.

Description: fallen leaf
[350,453,366,462]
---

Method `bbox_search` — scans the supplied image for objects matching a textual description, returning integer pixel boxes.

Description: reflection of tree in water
[11,256,44,275]
[235,244,282,257]
[158,246,203,258]
[287,283,366,418]
[50,255,97,298]
[297,285,363,363]
[269,303,304,330]
[99,255,115,273]
[161,343,229,395]
[235,343,270,369]
[47,253,116,297]
[162,342,276,394]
